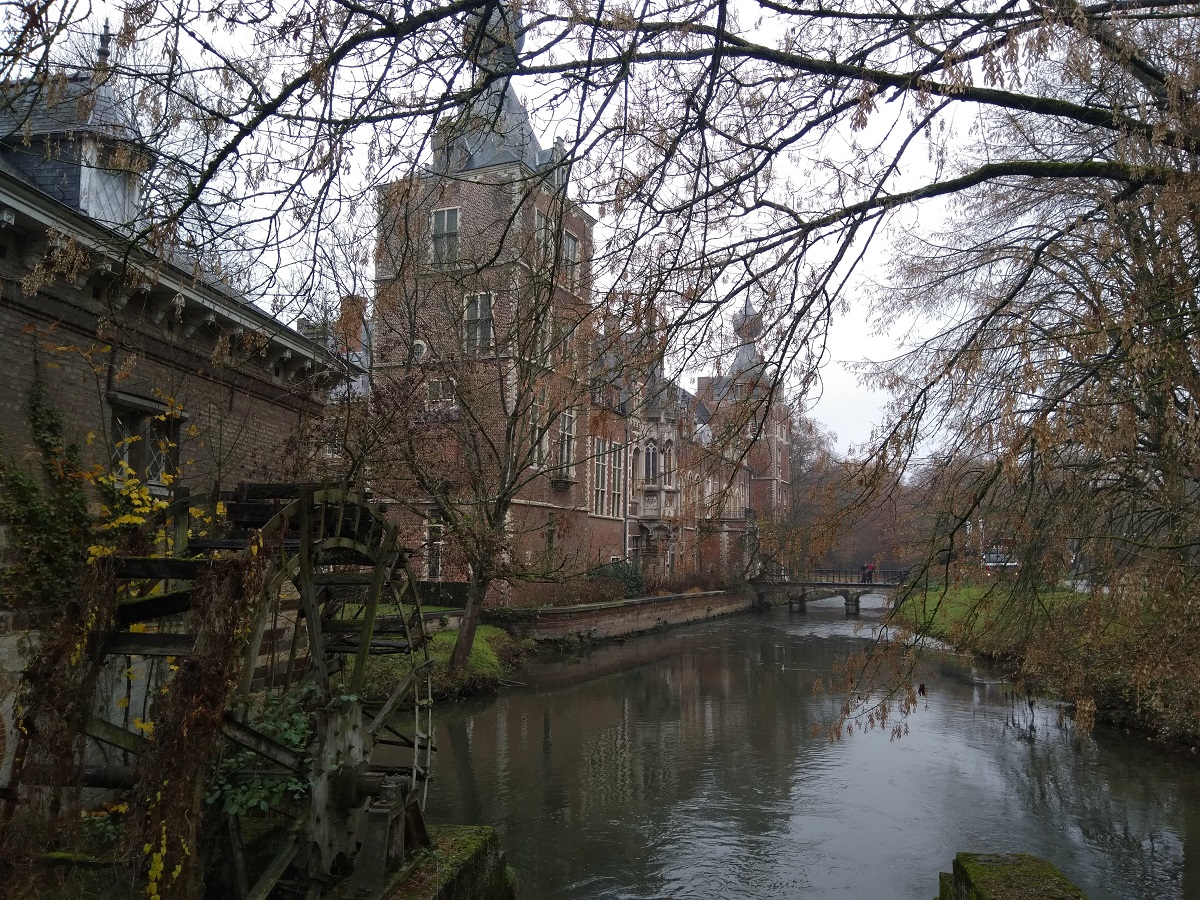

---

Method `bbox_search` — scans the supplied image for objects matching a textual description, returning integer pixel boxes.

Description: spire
[731,296,765,380]
[97,19,112,69]
[434,2,552,175]
[731,296,762,342]
[463,3,524,77]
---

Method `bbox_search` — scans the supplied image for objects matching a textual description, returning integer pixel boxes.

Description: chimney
[336,295,367,352]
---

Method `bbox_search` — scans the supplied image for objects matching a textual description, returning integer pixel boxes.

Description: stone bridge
[751,572,901,616]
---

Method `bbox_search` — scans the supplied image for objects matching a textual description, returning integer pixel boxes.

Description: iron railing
[786,568,909,585]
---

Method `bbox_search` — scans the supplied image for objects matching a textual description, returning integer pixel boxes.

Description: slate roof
[432,78,560,177]
[0,72,135,144]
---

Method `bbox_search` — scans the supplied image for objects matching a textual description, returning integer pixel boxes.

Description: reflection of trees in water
[427,619,1200,899]
[947,683,1199,898]
[427,625,853,895]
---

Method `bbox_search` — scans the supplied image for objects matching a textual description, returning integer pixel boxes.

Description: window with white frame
[528,388,547,468]
[592,437,607,514]
[608,443,623,516]
[662,440,674,487]
[432,207,459,266]
[426,378,456,412]
[563,231,580,291]
[535,209,553,263]
[557,407,576,474]
[554,318,575,367]
[644,441,658,484]
[425,513,445,579]
[111,403,178,494]
[464,293,493,356]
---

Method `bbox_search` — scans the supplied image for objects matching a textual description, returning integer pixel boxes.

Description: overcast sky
[808,301,895,454]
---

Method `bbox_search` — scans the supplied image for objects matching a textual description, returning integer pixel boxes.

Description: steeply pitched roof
[433,79,559,176]
[0,72,135,145]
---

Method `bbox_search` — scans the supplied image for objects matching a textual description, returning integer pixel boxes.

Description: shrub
[509,577,625,608]
[591,560,645,598]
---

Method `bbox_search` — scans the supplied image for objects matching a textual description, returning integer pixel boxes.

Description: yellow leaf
[86,431,96,445]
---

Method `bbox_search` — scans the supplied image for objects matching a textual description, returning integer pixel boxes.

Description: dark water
[420,599,1200,899]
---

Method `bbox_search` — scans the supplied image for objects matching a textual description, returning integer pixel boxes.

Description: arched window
[645,441,659,483]
[633,446,642,486]
[663,441,674,487]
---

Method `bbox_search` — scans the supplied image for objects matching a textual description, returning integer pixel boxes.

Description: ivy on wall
[0,372,91,613]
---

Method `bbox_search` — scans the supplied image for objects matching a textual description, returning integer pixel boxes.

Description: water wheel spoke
[246,829,301,900]
[115,588,195,623]
[221,714,305,773]
[84,713,146,753]
[100,631,194,657]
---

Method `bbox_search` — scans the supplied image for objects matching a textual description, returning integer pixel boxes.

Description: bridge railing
[790,568,908,585]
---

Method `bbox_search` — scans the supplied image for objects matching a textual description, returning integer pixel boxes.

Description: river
[421,597,1200,899]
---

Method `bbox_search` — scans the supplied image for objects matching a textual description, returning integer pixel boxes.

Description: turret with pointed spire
[431,2,567,181]
[730,296,766,382]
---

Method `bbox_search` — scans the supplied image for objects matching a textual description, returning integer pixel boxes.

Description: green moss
[384,825,516,900]
[950,853,1085,900]
[361,625,534,701]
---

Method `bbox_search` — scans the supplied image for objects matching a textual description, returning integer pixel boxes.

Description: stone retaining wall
[484,586,759,642]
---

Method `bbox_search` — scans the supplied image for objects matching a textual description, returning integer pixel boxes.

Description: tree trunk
[449,575,490,671]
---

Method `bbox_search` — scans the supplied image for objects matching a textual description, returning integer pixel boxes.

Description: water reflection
[418,605,1200,899]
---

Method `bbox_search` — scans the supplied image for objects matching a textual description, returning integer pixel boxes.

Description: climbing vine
[0,374,92,614]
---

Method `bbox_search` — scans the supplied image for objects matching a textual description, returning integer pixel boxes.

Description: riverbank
[366,587,761,700]
[362,625,535,701]
[483,586,760,643]
[893,583,1200,746]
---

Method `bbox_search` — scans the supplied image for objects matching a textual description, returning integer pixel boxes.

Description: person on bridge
[867,563,876,584]
[860,564,869,584]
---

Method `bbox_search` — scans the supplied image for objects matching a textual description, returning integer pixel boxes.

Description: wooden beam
[100,632,194,657]
[115,589,194,624]
[113,557,213,580]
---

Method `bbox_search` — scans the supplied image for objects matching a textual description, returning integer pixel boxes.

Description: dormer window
[432,207,459,265]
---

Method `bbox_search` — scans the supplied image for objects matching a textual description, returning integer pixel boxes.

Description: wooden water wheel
[72,483,435,898]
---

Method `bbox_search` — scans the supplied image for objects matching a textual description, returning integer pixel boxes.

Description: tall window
[662,441,674,487]
[528,388,547,468]
[425,513,444,579]
[557,407,576,473]
[464,293,493,355]
[592,437,607,514]
[563,232,580,290]
[644,441,658,484]
[608,443,624,517]
[535,209,553,262]
[432,207,459,265]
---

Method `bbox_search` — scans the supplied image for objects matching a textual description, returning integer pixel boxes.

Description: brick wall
[0,218,324,499]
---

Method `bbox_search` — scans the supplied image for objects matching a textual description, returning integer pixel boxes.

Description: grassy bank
[892,582,1200,742]
[891,583,1032,658]
[361,625,535,701]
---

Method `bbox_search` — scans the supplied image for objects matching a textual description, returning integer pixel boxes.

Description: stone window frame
[463,292,494,356]
[592,436,607,515]
[431,206,460,267]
